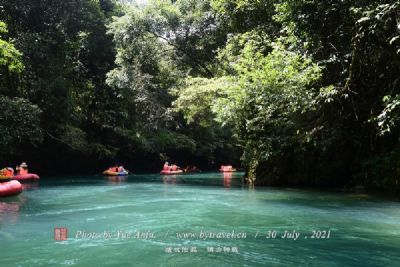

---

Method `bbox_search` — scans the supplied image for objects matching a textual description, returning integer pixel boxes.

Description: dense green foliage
[0,0,239,173]
[0,21,40,157]
[0,96,42,156]
[0,0,398,191]
[0,0,122,172]
[0,21,23,73]
[174,0,400,191]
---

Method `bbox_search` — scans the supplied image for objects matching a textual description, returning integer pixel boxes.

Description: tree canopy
[0,0,398,191]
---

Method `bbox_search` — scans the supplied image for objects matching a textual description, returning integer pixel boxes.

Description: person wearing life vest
[6,167,14,177]
[171,164,181,171]
[163,162,169,171]
[17,162,28,175]
[106,165,119,172]
[111,164,118,172]
[0,167,13,182]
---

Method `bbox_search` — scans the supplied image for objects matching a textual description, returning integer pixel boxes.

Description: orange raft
[103,170,128,176]
[219,165,237,172]
[0,180,23,197]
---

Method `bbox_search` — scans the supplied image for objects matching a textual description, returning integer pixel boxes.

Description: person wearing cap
[18,162,28,175]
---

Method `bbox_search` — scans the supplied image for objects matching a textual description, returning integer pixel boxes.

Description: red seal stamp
[54,227,68,241]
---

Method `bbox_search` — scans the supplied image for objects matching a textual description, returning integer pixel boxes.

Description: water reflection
[160,172,245,188]
[162,175,177,184]
[223,172,232,188]
[21,182,39,191]
[0,196,26,224]
[106,176,127,184]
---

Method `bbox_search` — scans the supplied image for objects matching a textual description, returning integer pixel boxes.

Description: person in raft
[117,166,126,172]
[163,161,169,171]
[7,167,14,177]
[163,162,180,171]
[110,164,119,172]
[0,167,14,182]
[107,165,120,172]
[221,165,233,170]
[16,162,29,175]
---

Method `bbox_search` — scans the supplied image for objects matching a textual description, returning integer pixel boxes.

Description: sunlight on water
[0,173,399,267]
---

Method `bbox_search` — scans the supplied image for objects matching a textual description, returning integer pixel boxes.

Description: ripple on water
[1,173,400,267]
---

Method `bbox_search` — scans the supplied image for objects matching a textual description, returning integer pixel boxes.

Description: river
[1,172,399,266]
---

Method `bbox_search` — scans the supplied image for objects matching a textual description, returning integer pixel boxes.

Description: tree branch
[146,29,215,78]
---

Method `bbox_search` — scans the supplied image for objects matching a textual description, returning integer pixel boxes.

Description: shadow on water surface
[38,172,246,189]
[0,195,27,224]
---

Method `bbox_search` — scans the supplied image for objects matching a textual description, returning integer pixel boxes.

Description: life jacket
[0,168,8,179]
[5,169,13,177]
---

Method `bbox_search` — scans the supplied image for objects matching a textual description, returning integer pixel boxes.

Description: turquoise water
[1,173,400,267]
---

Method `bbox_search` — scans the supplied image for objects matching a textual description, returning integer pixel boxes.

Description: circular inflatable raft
[0,180,23,197]
[103,170,128,176]
[13,173,40,181]
[160,170,183,175]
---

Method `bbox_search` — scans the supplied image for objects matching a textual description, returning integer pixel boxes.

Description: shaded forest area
[0,0,399,192]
